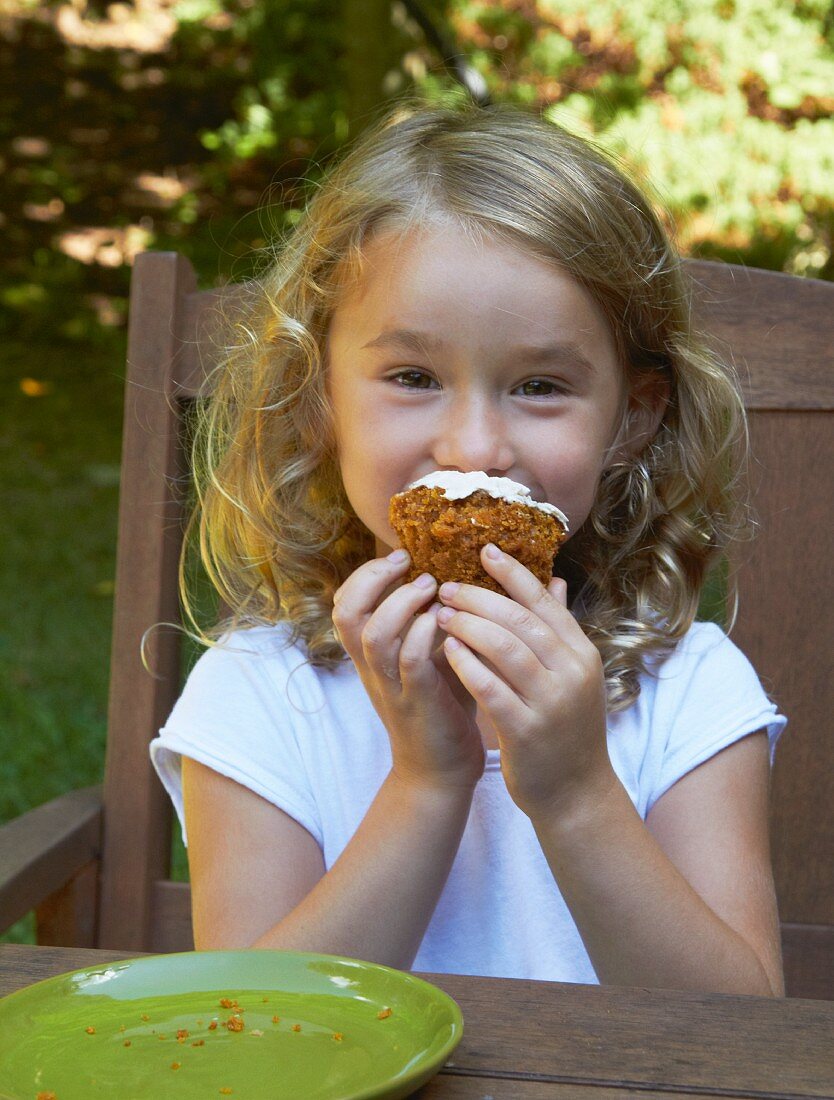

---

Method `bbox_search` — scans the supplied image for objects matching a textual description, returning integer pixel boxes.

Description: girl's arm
[530,732,783,994]
[184,548,484,966]
[438,544,783,995]
[183,756,473,968]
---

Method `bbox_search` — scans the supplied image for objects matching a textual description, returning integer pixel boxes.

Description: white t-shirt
[150,620,785,984]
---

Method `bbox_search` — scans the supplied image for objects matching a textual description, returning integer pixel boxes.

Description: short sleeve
[149,629,324,848]
[646,623,787,813]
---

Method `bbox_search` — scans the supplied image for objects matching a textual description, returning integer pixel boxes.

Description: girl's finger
[480,544,571,631]
[443,636,524,729]
[331,551,414,643]
[437,584,562,671]
[358,573,438,678]
[398,603,444,689]
[440,545,581,651]
[332,550,411,612]
[438,609,546,702]
[548,577,568,606]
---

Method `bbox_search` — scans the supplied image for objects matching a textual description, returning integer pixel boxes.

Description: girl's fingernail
[413,572,436,589]
[439,581,459,600]
[445,637,462,651]
[484,543,502,560]
[387,549,409,563]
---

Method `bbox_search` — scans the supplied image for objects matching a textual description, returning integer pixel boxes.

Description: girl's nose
[432,395,515,473]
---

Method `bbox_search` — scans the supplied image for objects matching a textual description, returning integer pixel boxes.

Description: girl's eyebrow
[361,328,443,353]
[361,328,596,373]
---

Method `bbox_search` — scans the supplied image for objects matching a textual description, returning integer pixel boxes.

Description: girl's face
[326,224,646,557]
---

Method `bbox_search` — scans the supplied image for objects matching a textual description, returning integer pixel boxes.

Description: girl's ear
[611,372,671,462]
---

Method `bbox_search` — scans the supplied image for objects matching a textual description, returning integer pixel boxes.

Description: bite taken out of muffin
[388,471,569,595]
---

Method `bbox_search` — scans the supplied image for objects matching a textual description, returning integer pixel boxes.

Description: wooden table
[2,944,832,1098]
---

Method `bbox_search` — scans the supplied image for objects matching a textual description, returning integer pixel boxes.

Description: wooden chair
[1,252,832,998]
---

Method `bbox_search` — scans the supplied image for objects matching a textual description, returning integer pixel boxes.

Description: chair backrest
[101,252,833,995]
[685,260,834,999]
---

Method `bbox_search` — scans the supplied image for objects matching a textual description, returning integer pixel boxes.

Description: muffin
[388,471,569,594]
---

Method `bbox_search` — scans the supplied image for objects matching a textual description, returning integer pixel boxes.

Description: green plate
[0,950,463,1099]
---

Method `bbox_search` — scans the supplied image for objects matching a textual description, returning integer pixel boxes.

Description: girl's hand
[436,543,613,821]
[332,550,485,794]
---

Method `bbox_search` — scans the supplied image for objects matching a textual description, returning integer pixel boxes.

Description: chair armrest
[0,786,103,932]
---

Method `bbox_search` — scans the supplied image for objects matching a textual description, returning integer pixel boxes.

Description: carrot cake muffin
[389,471,569,594]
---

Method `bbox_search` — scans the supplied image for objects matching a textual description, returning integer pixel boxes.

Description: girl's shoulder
[182,621,304,682]
[648,618,733,671]
[191,620,345,670]
[211,619,306,656]
[154,624,362,850]
[637,618,777,719]
[611,620,786,815]
[180,621,356,709]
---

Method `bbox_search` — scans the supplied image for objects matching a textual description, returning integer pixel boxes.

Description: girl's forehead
[332,223,617,356]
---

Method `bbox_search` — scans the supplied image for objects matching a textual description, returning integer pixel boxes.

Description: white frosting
[399,470,569,530]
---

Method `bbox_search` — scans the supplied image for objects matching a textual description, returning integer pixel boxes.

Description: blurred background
[2,0,833,943]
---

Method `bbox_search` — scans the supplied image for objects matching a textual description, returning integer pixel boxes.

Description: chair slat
[150,881,194,953]
[781,924,834,1000]
[173,284,255,398]
[733,410,834,927]
[99,252,197,950]
[686,261,834,409]
[36,862,99,949]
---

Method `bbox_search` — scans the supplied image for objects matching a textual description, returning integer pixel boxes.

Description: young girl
[150,99,786,995]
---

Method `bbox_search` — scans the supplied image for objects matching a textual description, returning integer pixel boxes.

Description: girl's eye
[390,369,436,390]
[388,372,566,396]
[516,378,565,397]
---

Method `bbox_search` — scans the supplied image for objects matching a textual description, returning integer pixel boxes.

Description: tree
[342,0,415,137]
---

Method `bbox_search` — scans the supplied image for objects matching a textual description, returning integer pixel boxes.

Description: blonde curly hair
[182,97,751,712]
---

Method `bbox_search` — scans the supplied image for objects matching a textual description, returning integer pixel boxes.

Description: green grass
[0,324,190,941]
[1,331,121,943]
[1,338,122,816]
[0,318,204,945]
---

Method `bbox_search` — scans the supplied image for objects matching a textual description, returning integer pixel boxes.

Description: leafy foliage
[174,0,349,162]
[444,0,834,275]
